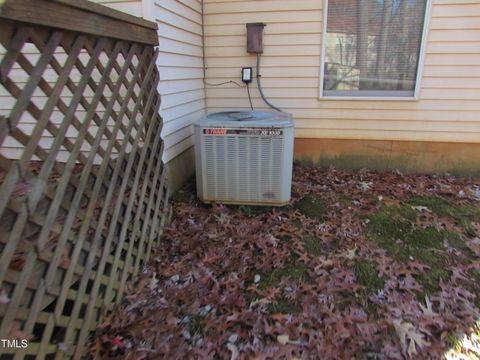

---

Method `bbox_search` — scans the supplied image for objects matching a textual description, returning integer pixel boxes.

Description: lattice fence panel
[0,18,169,359]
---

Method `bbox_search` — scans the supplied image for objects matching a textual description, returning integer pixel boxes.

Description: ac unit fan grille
[203,135,284,202]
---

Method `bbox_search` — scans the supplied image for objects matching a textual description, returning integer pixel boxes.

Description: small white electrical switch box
[242,67,252,83]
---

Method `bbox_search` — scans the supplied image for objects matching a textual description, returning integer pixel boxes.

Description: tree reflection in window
[323,0,428,96]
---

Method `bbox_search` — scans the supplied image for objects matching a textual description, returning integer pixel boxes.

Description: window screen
[322,0,428,97]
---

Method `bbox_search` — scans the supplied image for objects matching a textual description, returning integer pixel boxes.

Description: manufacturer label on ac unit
[203,128,283,136]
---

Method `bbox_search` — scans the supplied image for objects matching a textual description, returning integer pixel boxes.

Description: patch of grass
[467,270,480,308]
[463,224,478,239]
[408,196,480,255]
[453,205,480,237]
[409,196,480,236]
[353,259,386,292]
[332,238,342,250]
[404,226,445,251]
[236,205,274,217]
[367,205,414,246]
[337,291,355,311]
[337,194,352,208]
[255,256,309,314]
[180,314,205,338]
[258,256,310,290]
[302,235,323,256]
[302,235,340,256]
[295,193,327,221]
[352,259,386,316]
[189,315,204,336]
[267,297,301,314]
[395,204,417,222]
[366,204,455,294]
[400,226,451,295]
[409,196,453,217]
[444,231,475,258]
[416,268,451,296]
[367,204,449,254]
[292,219,303,230]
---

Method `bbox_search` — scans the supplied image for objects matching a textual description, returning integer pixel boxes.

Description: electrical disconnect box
[246,23,266,54]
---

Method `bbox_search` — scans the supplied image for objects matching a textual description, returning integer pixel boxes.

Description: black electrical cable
[204,80,244,88]
[201,1,244,90]
[246,83,254,110]
[256,54,282,112]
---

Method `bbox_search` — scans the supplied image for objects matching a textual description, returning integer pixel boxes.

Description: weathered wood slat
[40,46,156,356]
[0,255,119,301]
[18,36,86,173]
[2,169,135,251]
[11,40,155,208]
[147,173,170,261]
[0,0,158,45]
[0,31,62,217]
[104,74,162,307]
[41,43,137,324]
[0,1,169,357]
[50,44,147,330]
[72,55,161,359]
[0,39,107,289]
[0,26,30,82]
[132,159,166,279]
[0,31,62,146]
[118,124,164,298]
[35,39,113,252]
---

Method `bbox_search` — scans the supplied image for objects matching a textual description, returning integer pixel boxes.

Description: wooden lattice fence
[0,1,169,358]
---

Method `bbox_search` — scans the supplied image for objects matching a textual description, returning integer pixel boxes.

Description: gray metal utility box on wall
[195,111,294,206]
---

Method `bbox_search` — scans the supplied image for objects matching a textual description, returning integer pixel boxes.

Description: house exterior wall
[0,0,206,171]
[91,0,143,17]
[96,0,207,165]
[1,0,479,178]
[202,0,480,172]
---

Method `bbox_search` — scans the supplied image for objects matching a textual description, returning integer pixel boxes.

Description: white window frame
[319,0,432,101]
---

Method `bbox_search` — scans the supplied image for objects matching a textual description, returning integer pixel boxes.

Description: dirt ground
[90,164,480,359]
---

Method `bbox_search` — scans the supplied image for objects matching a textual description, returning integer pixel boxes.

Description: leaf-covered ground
[90,165,480,359]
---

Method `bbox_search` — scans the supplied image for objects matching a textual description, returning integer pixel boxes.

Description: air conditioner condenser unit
[195,111,294,206]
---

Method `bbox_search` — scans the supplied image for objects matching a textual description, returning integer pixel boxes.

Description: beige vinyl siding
[91,0,207,162]
[90,0,143,17]
[2,0,479,163]
[0,0,206,163]
[145,0,206,162]
[0,45,126,162]
[203,0,480,143]
[0,0,143,161]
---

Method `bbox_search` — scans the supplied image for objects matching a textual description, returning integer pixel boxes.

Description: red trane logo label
[204,129,227,135]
